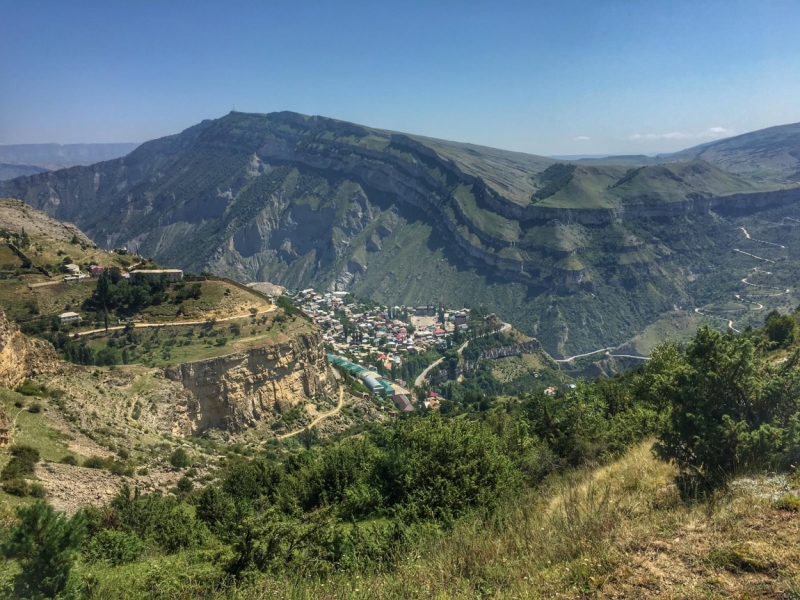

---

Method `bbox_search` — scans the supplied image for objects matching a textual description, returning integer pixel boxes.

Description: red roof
[427,391,439,398]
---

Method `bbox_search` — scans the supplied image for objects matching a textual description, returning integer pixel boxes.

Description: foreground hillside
[3,306,800,598]
[0,203,388,519]
[3,115,800,356]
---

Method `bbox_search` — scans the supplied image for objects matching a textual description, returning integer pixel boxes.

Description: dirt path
[75,307,275,337]
[278,388,344,440]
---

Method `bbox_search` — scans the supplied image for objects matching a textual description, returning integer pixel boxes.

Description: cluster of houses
[293,288,471,364]
[290,288,475,414]
[327,353,444,415]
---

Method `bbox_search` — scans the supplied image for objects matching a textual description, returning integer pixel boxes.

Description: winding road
[695,223,793,333]
[278,388,345,440]
[695,308,740,333]
[74,308,275,337]
[414,323,511,387]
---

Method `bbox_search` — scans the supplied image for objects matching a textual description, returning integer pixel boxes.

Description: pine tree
[1,501,87,598]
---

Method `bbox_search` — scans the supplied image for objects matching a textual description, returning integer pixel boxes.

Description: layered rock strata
[165,332,337,434]
[0,306,58,390]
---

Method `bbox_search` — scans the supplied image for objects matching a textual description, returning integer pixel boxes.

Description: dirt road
[75,307,275,337]
[278,388,345,440]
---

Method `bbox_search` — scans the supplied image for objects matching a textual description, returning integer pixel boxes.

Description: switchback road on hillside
[414,322,512,387]
[695,308,740,333]
[734,249,776,263]
[739,227,786,248]
[74,307,275,337]
[278,388,344,440]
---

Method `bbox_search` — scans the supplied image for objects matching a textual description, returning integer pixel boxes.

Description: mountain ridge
[3,111,800,356]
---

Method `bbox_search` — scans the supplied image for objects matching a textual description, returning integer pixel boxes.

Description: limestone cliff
[0,306,58,389]
[165,331,337,434]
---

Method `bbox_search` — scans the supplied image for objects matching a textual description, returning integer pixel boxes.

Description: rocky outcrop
[165,331,337,434]
[0,403,10,446]
[0,306,58,390]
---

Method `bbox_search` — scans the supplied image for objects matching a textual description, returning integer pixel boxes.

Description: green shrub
[169,448,191,469]
[15,380,44,397]
[176,476,193,494]
[60,455,78,466]
[85,529,143,565]
[10,444,40,463]
[651,327,800,485]
[29,482,47,498]
[707,543,776,573]
[764,310,796,347]
[2,478,29,496]
[83,456,106,469]
[1,445,40,481]
[27,403,42,414]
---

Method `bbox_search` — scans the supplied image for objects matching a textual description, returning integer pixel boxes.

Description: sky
[2,0,800,155]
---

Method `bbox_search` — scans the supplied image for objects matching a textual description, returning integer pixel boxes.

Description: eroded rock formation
[165,331,337,434]
[0,306,58,390]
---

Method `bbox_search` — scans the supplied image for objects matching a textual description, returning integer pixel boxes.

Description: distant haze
[0,143,140,171]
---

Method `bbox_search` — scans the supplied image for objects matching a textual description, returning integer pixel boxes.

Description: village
[290,288,474,414]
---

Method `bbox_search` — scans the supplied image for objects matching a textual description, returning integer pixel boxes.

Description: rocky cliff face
[0,306,58,389]
[165,331,337,434]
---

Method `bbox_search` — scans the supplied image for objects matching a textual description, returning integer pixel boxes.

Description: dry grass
[236,442,800,599]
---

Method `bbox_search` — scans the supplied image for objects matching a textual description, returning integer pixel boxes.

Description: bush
[169,448,191,469]
[15,380,44,397]
[27,403,42,414]
[176,476,193,494]
[29,482,47,498]
[60,455,78,466]
[2,478,29,496]
[83,456,106,469]
[84,529,144,565]
[764,310,796,347]
[773,494,800,512]
[1,445,40,481]
[651,326,800,485]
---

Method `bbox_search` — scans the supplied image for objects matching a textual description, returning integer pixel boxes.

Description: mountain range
[3,111,800,356]
[0,143,140,174]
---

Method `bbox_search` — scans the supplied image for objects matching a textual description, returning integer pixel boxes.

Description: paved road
[553,347,615,363]
[74,307,275,337]
[734,249,776,264]
[414,323,510,387]
[278,388,344,439]
[695,308,740,334]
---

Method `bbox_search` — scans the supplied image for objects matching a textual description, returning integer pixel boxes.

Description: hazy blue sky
[2,0,800,155]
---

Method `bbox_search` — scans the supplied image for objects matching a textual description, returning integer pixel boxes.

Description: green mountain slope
[663,122,800,182]
[2,111,800,356]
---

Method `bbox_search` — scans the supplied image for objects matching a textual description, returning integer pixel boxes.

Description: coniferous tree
[1,501,86,598]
